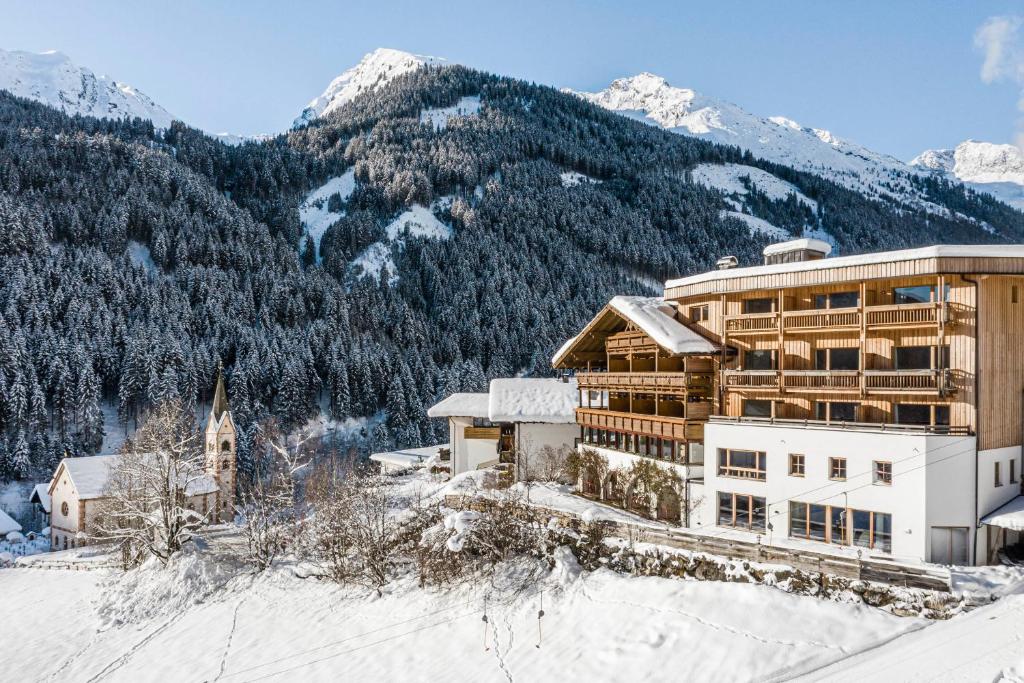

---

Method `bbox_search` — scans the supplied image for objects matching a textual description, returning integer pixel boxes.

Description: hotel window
[718,492,767,530]
[814,291,859,309]
[718,448,767,480]
[815,348,859,371]
[873,461,892,485]
[829,457,847,481]
[743,297,775,314]
[792,502,892,552]
[789,453,805,477]
[744,349,776,371]
[742,399,773,418]
[995,461,1003,487]
[894,403,930,425]
[689,305,709,322]
[894,284,949,304]
[789,501,827,542]
[816,401,857,422]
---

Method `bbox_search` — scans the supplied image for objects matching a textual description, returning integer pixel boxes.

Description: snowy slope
[568,73,928,205]
[352,202,453,282]
[299,170,357,263]
[0,48,173,128]
[294,48,446,128]
[912,140,1024,210]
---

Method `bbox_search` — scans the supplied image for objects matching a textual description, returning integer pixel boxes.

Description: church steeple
[211,364,230,422]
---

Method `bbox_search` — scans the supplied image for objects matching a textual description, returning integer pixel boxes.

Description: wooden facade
[557,247,1024,465]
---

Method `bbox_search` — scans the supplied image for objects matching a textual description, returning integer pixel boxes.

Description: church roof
[49,454,219,500]
[211,368,230,423]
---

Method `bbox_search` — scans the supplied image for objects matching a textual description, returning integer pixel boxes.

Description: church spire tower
[205,364,236,522]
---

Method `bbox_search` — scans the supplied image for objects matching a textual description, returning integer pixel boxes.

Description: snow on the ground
[125,241,156,274]
[692,162,819,212]
[300,170,357,263]
[352,204,452,282]
[420,95,481,130]
[720,210,790,239]
[0,541,922,682]
[560,171,599,187]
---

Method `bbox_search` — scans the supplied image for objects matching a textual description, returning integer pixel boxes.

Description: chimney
[762,238,832,265]
[716,255,738,270]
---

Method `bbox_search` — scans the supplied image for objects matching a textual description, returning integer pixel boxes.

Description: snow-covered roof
[30,484,51,513]
[762,238,832,257]
[982,496,1024,531]
[427,393,490,419]
[665,244,1024,290]
[369,443,447,469]
[0,508,21,535]
[51,454,219,500]
[608,296,719,355]
[488,378,578,424]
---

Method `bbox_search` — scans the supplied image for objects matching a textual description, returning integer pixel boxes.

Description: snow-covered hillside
[293,48,446,128]
[912,140,1024,210]
[568,73,930,206]
[0,48,173,128]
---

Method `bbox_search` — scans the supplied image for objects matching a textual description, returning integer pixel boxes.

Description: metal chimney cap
[716,255,738,270]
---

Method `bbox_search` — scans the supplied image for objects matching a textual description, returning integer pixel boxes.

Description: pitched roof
[50,454,219,500]
[211,368,230,423]
[552,295,718,368]
[0,508,21,535]
[488,378,578,423]
[30,484,51,513]
[427,393,490,418]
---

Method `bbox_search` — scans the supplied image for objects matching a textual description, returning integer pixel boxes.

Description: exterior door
[930,526,969,565]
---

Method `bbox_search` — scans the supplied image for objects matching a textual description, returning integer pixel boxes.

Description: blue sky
[2,1,1022,160]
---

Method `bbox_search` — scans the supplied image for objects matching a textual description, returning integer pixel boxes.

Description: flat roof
[664,244,1024,297]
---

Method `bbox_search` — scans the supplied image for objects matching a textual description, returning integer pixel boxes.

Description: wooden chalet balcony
[576,371,713,393]
[576,407,706,441]
[724,302,953,336]
[723,370,779,389]
[864,369,953,394]
[723,312,778,334]
[724,369,954,394]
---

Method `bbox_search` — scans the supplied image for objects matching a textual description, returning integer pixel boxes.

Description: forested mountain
[0,61,1021,483]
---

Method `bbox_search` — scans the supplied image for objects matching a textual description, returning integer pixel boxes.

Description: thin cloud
[975,15,1024,147]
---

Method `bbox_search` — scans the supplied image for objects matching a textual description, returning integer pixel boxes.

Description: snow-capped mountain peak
[911,140,1024,209]
[0,47,174,128]
[293,48,447,128]
[569,72,925,204]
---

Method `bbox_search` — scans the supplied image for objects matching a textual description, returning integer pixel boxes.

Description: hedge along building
[555,239,1024,565]
[427,378,580,477]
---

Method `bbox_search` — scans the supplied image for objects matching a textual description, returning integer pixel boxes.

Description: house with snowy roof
[555,238,1024,565]
[28,483,51,529]
[46,371,236,552]
[0,508,21,537]
[428,378,580,477]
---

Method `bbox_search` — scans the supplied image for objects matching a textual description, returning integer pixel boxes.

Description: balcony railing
[576,407,705,441]
[724,369,954,394]
[708,414,971,435]
[576,371,713,393]
[723,370,780,389]
[782,370,860,390]
[723,302,953,335]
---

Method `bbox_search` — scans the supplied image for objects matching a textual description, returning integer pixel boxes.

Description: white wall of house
[582,444,703,482]
[975,444,1024,563]
[448,416,499,475]
[516,423,579,455]
[699,422,978,564]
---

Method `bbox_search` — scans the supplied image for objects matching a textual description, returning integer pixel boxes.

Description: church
[47,372,237,551]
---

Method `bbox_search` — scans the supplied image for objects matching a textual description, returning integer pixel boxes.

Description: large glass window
[815,291,859,309]
[895,404,931,425]
[792,503,891,551]
[895,346,932,370]
[830,402,857,422]
[744,350,776,370]
[815,348,858,371]
[742,399,773,417]
[718,492,767,530]
[718,449,767,480]
[743,298,775,314]
[894,285,949,304]
[830,507,848,545]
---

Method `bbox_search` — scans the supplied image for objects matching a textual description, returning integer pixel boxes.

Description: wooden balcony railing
[782,370,860,390]
[723,369,954,394]
[576,407,705,441]
[576,371,713,393]
[782,307,860,330]
[864,369,951,393]
[723,370,780,389]
[722,302,953,336]
[865,302,947,328]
